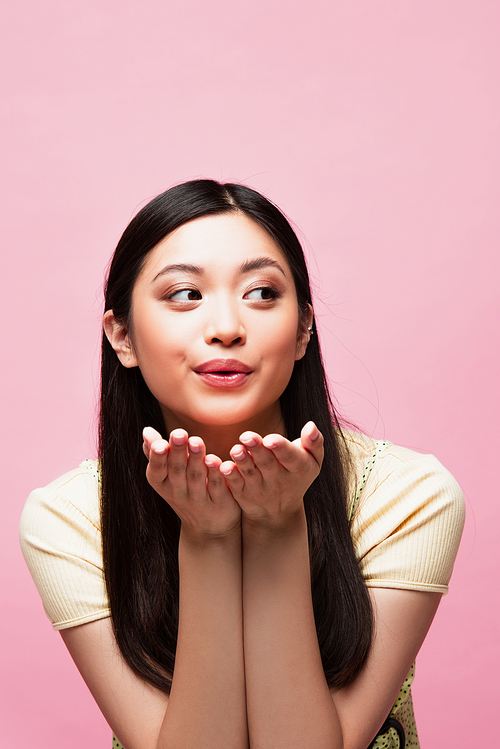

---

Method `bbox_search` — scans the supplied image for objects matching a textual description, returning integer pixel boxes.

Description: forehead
[137,212,292,281]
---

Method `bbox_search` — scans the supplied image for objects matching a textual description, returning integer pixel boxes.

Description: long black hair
[99,179,372,692]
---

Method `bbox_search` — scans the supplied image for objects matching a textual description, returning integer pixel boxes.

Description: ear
[295,304,314,361]
[103,310,138,368]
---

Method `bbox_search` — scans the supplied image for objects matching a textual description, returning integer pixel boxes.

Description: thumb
[300,421,324,468]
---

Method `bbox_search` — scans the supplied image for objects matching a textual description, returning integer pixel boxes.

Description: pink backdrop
[2,1,497,745]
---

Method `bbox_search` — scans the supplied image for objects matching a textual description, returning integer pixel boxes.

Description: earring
[307,326,314,335]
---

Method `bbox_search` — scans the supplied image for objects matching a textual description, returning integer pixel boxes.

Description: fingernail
[170,430,186,446]
[232,448,246,462]
[189,439,202,453]
[263,436,279,448]
[240,434,257,447]
[309,423,319,441]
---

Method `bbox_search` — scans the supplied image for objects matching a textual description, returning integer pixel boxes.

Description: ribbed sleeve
[19,463,110,630]
[348,436,466,594]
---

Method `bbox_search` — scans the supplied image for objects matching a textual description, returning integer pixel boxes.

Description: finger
[229,443,261,481]
[205,454,234,501]
[143,426,165,459]
[167,428,189,482]
[186,437,207,488]
[219,460,245,496]
[143,426,164,449]
[261,433,298,471]
[146,438,170,486]
[299,421,324,468]
[239,432,279,476]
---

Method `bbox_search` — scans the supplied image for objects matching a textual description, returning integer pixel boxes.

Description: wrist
[180,520,242,550]
[241,506,307,545]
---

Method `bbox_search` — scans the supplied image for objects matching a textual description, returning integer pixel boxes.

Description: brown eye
[168,289,202,301]
[245,287,280,301]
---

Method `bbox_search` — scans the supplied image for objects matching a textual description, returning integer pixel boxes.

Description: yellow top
[19,431,465,631]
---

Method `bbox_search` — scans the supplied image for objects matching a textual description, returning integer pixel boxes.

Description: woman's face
[105,212,311,436]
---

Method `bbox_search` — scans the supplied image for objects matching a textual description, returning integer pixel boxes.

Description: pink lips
[194,359,252,388]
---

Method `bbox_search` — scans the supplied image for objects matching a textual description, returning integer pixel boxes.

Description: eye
[167,288,202,302]
[244,286,281,301]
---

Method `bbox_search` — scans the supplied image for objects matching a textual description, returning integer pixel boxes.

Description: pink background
[2,1,498,746]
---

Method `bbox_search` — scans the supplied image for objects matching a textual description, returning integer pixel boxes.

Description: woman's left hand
[220,421,323,531]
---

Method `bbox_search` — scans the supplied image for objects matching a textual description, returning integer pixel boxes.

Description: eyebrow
[152,263,203,282]
[239,257,286,276]
[152,256,286,283]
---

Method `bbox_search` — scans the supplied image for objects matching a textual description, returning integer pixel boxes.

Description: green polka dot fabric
[110,440,420,749]
[369,662,419,747]
[348,440,391,521]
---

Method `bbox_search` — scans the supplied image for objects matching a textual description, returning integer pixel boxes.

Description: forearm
[242,511,342,749]
[158,526,248,749]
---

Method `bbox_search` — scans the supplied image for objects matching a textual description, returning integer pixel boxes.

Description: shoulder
[342,431,466,594]
[343,430,465,517]
[20,460,101,539]
[19,460,109,630]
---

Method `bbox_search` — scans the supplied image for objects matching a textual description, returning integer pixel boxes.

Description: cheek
[129,314,185,382]
[264,317,302,368]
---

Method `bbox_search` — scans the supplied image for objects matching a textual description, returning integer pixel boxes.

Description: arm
[163,523,247,749]
[62,428,248,749]
[59,425,441,749]
[61,585,439,749]
[221,424,441,749]
[242,548,439,749]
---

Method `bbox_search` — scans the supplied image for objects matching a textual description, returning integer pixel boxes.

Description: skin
[61,213,441,749]
[104,213,311,459]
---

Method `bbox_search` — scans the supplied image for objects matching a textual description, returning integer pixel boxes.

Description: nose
[204,297,246,347]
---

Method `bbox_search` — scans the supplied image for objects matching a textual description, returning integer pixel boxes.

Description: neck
[161,406,285,461]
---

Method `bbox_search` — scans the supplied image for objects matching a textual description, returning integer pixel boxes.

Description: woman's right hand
[142,426,242,540]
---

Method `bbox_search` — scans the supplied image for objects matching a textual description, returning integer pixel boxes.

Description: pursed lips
[194,359,253,387]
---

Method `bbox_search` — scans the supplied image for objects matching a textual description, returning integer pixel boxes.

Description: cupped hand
[219,421,324,531]
[142,427,242,540]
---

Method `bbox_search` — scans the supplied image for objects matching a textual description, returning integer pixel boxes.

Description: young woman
[20,180,465,749]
